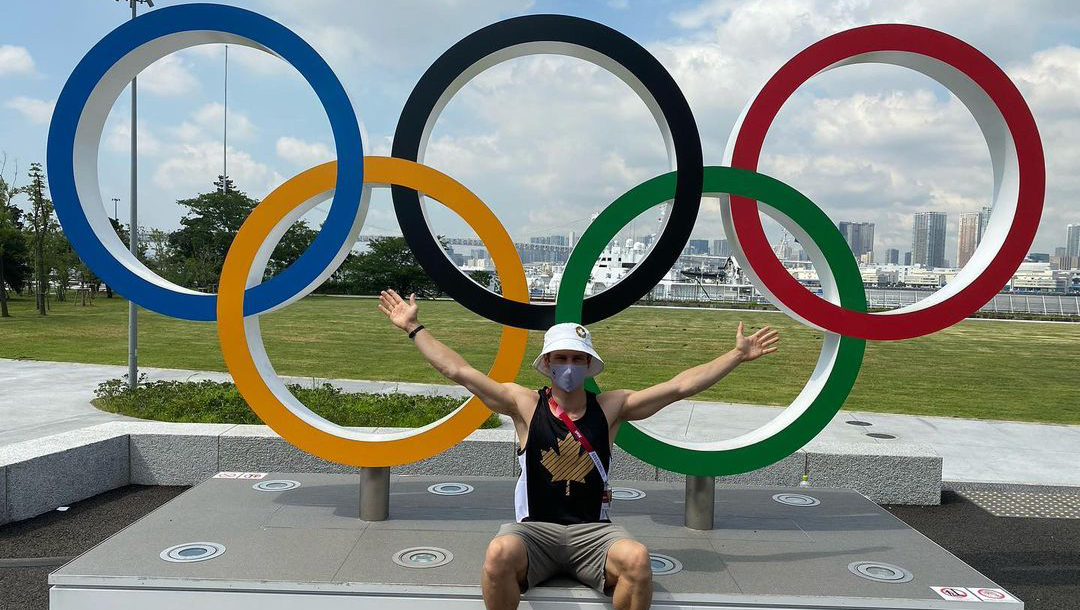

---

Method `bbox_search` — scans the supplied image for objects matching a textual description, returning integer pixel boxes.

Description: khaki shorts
[495,521,635,594]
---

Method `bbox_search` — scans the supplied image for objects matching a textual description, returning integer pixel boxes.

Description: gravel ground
[885,491,1080,610]
[0,485,188,610]
[2,487,1077,610]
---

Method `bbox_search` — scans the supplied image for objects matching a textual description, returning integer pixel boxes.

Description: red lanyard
[548,391,596,453]
[546,387,609,484]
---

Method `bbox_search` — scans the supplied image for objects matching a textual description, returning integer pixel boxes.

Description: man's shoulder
[596,388,632,413]
[506,382,541,406]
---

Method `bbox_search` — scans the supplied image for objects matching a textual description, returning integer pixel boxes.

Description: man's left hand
[735,322,779,362]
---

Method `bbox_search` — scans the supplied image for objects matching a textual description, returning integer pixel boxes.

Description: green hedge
[92,378,501,429]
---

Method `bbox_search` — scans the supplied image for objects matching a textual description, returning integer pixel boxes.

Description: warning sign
[931,586,976,601]
[213,471,267,479]
[971,587,1018,603]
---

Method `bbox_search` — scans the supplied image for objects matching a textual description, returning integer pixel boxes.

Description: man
[377,288,779,610]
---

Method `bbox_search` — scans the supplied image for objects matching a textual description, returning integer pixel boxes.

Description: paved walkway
[3,358,1078,488]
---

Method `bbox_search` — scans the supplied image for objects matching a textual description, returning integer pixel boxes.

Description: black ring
[392,14,702,330]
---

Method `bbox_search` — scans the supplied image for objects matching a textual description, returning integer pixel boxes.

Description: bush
[93,377,502,429]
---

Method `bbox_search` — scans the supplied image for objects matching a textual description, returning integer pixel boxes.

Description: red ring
[728,24,1044,340]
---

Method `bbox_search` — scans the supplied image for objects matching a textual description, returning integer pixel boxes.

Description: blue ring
[46,3,363,320]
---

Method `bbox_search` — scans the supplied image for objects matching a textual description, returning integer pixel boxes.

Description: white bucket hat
[532,323,605,378]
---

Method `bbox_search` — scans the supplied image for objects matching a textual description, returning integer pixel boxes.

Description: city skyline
[912,212,948,268]
[467,218,1080,271]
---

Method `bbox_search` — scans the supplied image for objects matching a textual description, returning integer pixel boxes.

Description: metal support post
[359,466,390,521]
[684,475,715,530]
[126,0,140,390]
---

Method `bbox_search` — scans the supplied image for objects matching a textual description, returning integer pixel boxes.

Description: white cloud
[1009,45,1080,116]
[275,136,333,166]
[184,44,290,76]
[0,45,34,76]
[253,0,533,68]
[193,102,256,140]
[140,54,200,96]
[104,120,163,156]
[5,96,54,124]
[152,141,278,196]
[170,121,205,143]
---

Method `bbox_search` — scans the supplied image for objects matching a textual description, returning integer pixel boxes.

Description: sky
[2,0,1078,264]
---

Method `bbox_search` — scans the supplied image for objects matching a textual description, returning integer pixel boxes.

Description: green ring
[556,166,866,476]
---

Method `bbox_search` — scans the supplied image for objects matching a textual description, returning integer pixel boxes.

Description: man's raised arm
[614,322,779,422]
[376,289,521,417]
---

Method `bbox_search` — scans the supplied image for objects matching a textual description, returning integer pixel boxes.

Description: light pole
[115,0,153,389]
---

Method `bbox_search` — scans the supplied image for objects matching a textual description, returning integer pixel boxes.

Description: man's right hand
[377,289,419,332]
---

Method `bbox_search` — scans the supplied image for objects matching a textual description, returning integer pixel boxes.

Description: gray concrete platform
[49,475,1020,609]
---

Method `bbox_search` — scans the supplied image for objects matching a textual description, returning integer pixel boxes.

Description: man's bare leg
[482,535,529,610]
[604,539,653,610]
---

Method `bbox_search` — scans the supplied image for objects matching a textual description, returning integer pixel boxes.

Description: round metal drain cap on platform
[160,542,226,563]
[611,487,646,500]
[848,561,913,583]
[427,482,474,496]
[253,479,301,492]
[866,432,897,439]
[648,553,682,575]
[772,493,821,507]
[845,420,872,426]
[393,547,454,569]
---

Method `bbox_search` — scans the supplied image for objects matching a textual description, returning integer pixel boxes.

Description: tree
[0,155,29,318]
[467,269,498,293]
[142,227,183,288]
[166,175,318,290]
[338,235,441,297]
[47,228,80,302]
[23,162,55,315]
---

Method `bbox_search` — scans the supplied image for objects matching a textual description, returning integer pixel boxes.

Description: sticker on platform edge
[214,471,267,479]
[971,587,1017,603]
[931,586,977,601]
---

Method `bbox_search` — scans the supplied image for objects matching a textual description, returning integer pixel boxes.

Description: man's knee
[484,535,527,580]
[611,539,652,584]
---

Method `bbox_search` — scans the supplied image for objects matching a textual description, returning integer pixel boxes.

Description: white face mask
[549,363,588,392]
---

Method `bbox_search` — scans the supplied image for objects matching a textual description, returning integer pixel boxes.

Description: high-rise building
[838,221,875,263]
[957,211,988,268]
[686,238,712,253]
[1068,224,1080,258]
[886,248,900,264]
[978,206,992,236]
[912,212,947,268]
[712,238,730,257]
[569,230,577,247]
[904,251,912,265]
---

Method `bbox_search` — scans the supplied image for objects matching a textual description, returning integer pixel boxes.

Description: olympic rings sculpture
[47,4,1043,472]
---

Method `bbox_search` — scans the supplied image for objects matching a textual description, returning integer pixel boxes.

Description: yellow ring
[217,156,528,466]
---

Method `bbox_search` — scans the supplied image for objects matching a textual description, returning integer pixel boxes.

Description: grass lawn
[2,293,1078,424]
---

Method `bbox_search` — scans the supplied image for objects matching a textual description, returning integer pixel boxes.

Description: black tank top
[514,387,611,525]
